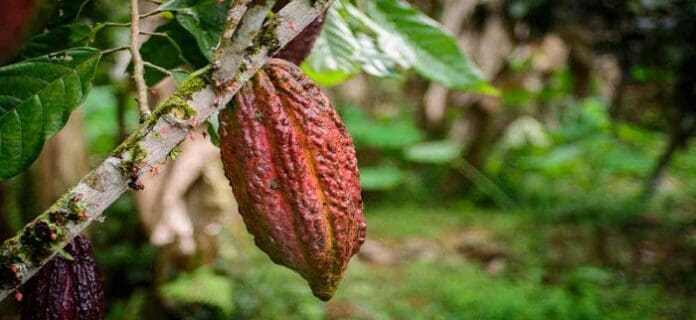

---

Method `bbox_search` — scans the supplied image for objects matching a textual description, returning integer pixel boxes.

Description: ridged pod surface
[21,234,105,320]
[219,59,366,301]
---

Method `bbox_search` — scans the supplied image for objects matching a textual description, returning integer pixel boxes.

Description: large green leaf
[0,48,101,179]
[21,24,93,58]
[366,0,497,95]
[304,6,362,86]
[159,0,221,10]
[342,3,412,73]
[139,21,206,85]
[304,3,408,84]
[159,0,227,60]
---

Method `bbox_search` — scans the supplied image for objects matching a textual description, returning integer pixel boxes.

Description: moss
[15,216,70,266]
[311,0,328,8]
[0,191,92,288]
[67,194,88,223]
[147,72,207,127]
[117,142,147,175]
[112,130,145,157]
[247,17,281,55]
[169,145,183,160]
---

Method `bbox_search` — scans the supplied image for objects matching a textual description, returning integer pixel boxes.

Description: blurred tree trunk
[418,0,478,136]
[0,183,12,241]
[4,110,89,229]
[642,57,696,199]
[35,110,88,208]
[437,0,514,192]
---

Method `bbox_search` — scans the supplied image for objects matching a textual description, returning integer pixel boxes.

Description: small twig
[101,46,130,55]
[140,31,168,37]
[143,0,162,4]
[75,0,92,21]
[101,22,131,27]
[130,0,151,120]
[139,10,163,19]
[143,61,174,77]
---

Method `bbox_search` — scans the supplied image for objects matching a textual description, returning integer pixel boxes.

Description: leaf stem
[139,10,163,19]
[101,46,130,55]
[143,61,173,77]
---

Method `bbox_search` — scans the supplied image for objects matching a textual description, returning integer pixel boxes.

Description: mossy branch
[0,0,334,301]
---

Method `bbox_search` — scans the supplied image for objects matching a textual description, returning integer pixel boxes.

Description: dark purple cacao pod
[274,13,326,65]
[219,59,366,301]
[21,234,105,320]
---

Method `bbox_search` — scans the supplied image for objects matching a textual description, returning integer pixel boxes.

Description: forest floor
[147,203,694,320]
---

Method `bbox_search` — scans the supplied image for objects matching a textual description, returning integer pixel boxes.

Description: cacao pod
[21,234,105,320]
[219,58,366,301]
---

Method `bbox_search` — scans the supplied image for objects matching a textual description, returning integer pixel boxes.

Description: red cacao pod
[219,59,366,301]
[21,234,105,320]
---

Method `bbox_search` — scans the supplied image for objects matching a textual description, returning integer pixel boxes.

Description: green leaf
[366,0,498,95]
[304,6,362,85]
[404,141,462,164]
[300,64,354,87]
[139,21,207,85]
[355,33,400,77]
[159,0,227,61]
[159,0,221,10]
[0,48,101,179]
[175,8,224,60]
[21,24,93,58]
[359,165,405,191]
[47,0,91,27]
[206,114,220,147]
[161,267,234,316]
[342,3,412,71]
[341,106,423,149]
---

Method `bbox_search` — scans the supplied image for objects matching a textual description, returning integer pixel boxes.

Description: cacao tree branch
[0,0,334,301]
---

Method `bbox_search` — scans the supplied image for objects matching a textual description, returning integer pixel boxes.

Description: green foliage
[0,48,101,179]
[304,0,495,94]
[404,141,462,164]
[302,6,362,86]
[148,204,684,320]
[161,267,234,317]
[341,105,423,149]
[21,24,93,58]
[366,0,496,95]
[139,22,207,85]
[359,165,405,191]
[161,0,227,60]
[82,86,120,156]
[485,97,678,223]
